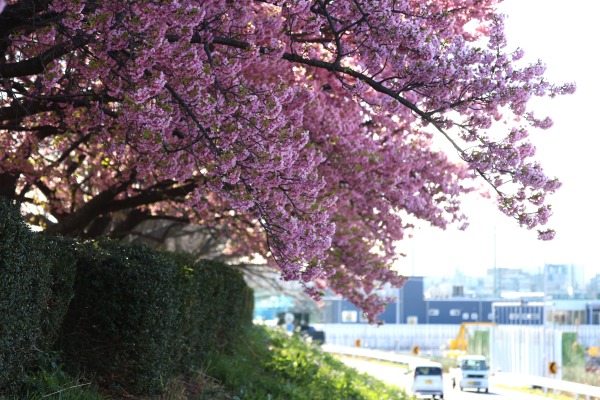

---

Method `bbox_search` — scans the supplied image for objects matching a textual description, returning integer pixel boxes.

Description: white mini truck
[450,355,489,393]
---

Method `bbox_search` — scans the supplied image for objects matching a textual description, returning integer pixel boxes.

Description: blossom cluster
[0,0,574,321]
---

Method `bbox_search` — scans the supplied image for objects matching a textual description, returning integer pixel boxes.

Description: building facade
[317,276,599,326]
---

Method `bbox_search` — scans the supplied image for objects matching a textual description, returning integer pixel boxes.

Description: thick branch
[0,100,58,121]
[108,180,197,211]
[108,208,152,239]
[0,34,89,79]
[45,172,137,235]
[0,173,19,199]
[45,178,197,235]
[0,0,52,36]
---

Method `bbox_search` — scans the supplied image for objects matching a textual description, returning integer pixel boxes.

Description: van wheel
[484,388,489,393]
[459,385,464,391]
[451,379,455,389]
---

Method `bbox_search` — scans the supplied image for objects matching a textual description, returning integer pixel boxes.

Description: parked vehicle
[407,361,444,399]
[449,355,489,393]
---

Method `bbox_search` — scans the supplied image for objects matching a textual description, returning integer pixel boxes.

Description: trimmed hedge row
[178,259,255,370]
[0,198,77,393]
[57,240,185,393]
[58,241,253,393]
[0,198,254,395]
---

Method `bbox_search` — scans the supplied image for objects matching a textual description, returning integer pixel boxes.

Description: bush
[37,235,78,351]
[0,197,44,391]
[178,259,254,369]
[57,240,185,394]
[0,198,78,393]
[58,240,253,395]
[0,198,253,396]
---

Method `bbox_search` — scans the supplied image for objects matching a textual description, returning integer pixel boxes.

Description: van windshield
[414,366,442,376]
[461,359,487,371]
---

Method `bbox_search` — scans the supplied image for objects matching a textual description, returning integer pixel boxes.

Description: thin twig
[41,382,91,398]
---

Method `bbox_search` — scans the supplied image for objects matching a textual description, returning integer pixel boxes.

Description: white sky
[394,0,600,279]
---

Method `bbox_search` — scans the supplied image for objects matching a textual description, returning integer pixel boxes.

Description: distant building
[544,263,586,298]
[317,276,600,326]
[424,263,587,300]
[588,301,600,324]
[479,266,544,297]
[586,274,600,299]
[254,264,597,325]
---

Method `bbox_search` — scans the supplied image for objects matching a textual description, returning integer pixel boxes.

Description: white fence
[491,325,600,379]
[319,323,600,378]
[490,325,562,378]
[318,323,458,352]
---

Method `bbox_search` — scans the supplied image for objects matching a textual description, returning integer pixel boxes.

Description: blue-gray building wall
[321,277,426,324]
[318,277,599,326]
[492,303,544,325]
[425,300,493,324]
[587,301,600,324]
[397,276,426,324]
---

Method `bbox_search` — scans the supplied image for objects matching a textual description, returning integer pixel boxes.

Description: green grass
[495,384,583,400]
[12,325,410,400]
[201,325,411,400]
[8,359,106,400]
[563,365,600,387]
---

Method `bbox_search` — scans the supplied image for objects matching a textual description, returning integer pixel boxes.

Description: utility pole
[411,240,416,277]
[493,227,498,298]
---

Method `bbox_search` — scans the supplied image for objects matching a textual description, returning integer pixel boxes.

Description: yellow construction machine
[445,322,495,359]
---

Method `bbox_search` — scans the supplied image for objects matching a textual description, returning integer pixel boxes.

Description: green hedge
[178,259,254,369]
[58,240,254,394]
[57,240,183,393]
[37,235,78,350]
[0,199,254,396]
[0,198,77,393]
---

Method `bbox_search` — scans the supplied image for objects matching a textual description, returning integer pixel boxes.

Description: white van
[408,361,444,399]
[449,355,489,393]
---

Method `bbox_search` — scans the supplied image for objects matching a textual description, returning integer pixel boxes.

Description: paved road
[339,357,556,400]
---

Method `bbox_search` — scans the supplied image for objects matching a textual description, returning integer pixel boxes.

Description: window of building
[449,309,461,317]
[462,312,469,320]
[341,310,357,323]
[470,313,478,320]
[428,308,440,317]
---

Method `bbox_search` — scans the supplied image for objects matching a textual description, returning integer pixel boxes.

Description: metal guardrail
[321,344,425,367]
[493,372,600,400]
[323,344,600,400]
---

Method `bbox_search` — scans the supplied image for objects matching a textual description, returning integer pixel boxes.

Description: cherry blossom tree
[0,0,574,321]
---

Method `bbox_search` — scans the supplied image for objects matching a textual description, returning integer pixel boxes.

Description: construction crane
[446,322,495,358]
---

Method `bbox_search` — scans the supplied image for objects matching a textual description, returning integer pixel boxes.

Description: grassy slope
[200,325,410,400]
[13,325,410,400]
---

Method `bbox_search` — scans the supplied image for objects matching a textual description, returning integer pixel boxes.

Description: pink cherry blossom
[0,0,574,322]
